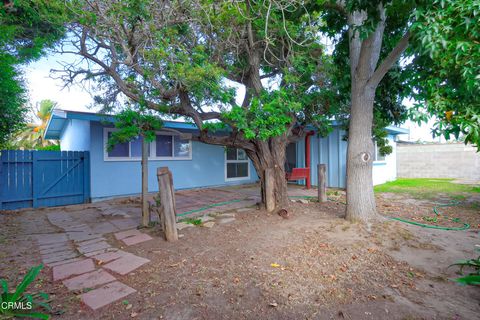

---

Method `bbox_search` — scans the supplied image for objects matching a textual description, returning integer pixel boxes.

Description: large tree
[0,0,66,149]
[58,0,334,209]
[318,0,479,222]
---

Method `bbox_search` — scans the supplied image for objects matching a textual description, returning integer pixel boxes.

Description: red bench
[286,168,310,182]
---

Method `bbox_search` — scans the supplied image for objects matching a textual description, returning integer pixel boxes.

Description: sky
[23,50,440,142]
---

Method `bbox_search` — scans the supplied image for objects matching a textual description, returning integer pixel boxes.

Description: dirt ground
[1,190,479,320]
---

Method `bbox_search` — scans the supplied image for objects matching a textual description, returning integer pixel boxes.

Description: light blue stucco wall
[88,122,258,200]
[60,119,91,151]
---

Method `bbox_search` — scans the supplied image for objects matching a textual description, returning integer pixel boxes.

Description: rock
[218,212,236,218]
[178,234,185,238]
[217,218,235,225]
[297,199,309,204]
[236,208,251,213]
[202,221,215,228]
[200,215,215,223]
[176,222,194,230]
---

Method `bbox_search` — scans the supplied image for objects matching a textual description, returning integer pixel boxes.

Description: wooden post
[318,164,327,203]
[141,138,150,227]
[265,168,275,212]
[156,167,178,241]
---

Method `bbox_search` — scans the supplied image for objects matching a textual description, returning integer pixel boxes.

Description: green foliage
[0,264,51,319]
[37,145,60,151]
[223,90,302,140]
[0,54,28,149]
[180,218,202,226]
[11,100,59,150]
[410,0,480,150]
[0,1,67,149]
[449,251,480,286]
[107,107,163,151]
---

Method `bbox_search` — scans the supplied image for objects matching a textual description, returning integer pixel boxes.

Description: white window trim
[225,148,250,181]
[103,128,192,162]
[373,141,387,164]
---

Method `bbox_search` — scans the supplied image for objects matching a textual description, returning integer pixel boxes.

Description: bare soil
[1,193,479,320]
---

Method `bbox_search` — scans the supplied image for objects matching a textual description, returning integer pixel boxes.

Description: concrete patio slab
[52,259,95,281]
[102,255,150,275]
[63,269,116,291]
[80,281,136,310]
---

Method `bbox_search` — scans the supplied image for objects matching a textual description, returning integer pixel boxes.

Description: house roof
[44,109,198,140]
[44,109,409,140]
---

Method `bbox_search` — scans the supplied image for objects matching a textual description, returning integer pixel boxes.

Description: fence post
[318,164,327,203]
[265,168,275,212]
[156,167,178,242]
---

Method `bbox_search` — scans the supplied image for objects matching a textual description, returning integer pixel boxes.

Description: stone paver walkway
[34,212,154,310]
[34,184,315,311]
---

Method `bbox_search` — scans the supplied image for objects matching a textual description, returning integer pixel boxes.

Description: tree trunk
[246,136,289,210]
[141,137,149,227]
[345,87,377,222]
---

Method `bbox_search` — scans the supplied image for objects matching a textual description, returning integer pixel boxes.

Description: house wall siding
[296,130,396,188]
[88,122,258,200]
[60,119,91,151]
[372,135,397,185]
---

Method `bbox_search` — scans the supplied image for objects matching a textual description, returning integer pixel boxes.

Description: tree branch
[367,31,410,89]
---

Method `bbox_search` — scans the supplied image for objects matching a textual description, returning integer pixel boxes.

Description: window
[374,142,386,162]
[225,148,249,180]
[104,128,191,161]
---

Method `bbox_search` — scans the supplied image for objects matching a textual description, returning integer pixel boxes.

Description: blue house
[44,109,408,201]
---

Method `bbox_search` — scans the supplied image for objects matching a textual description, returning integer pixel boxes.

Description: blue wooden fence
[0,150,90,210]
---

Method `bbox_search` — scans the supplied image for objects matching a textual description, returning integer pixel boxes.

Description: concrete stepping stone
[42,250,79,264]
[76,237,107,246]
[114,229,141,240]
[91,250,130,264]
[40,244,73,255]
[110,219,138,230]
[84,248,118,258]
[52,259,95,281]
[80,281,136,310]
[63,269,116,291]
[121,234,153,246]
[67,231,102,242]
[38,241,70,251]
[47,257,85,267]
[102,255,150,275]
[90,222,119,234]
[35,233,68,245]
[77,241,111,255]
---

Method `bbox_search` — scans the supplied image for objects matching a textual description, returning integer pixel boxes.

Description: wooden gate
[0,150,90,210]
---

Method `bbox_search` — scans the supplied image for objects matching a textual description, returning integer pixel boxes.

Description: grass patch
[374,178,480,199]
[180,217,202,225]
